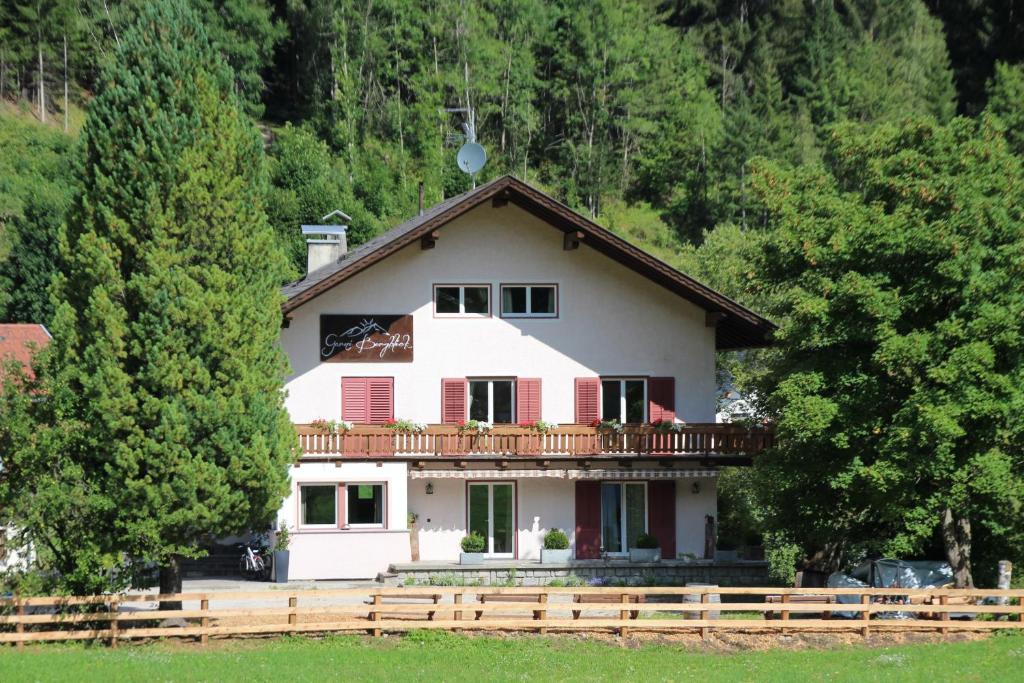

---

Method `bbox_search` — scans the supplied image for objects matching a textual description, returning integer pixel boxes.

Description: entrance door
[601,482,646,555]
[468,483,515,557]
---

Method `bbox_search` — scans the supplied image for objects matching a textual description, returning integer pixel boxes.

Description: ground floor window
[469,379,515,423]
[601,378,646,423]
[467,482,515,556]
[300,484,337,528]
[346,483,384,527]
[601,482,646,554]
[299,483,386,529]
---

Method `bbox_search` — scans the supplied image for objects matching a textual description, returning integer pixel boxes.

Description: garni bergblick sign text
[319,314,413,362]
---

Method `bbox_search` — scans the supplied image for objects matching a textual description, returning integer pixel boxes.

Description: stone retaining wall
[385,561,770,587]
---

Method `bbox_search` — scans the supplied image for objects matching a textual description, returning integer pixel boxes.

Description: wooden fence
[2,586,1022,646]
[295,423,774,458]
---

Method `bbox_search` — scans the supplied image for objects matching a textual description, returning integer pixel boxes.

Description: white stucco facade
[276,195,736,579]
[281,202,716,426]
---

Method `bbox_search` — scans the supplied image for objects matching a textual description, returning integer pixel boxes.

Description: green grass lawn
[1,631,1021,682]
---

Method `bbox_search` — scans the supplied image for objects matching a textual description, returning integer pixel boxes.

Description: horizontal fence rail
[295,424,774,458]
[2,586,1021,646]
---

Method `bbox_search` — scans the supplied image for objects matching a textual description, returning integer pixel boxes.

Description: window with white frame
[346,483,384,527]
[500,284,557,318]
[469,379,515,423]
[434,285,490,316]
[601,378,646,423]
[300,484,337,528]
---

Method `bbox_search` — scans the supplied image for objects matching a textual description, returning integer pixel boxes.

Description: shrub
[543,529,569,550]
[460,532,486,553]
[634,533,660,549]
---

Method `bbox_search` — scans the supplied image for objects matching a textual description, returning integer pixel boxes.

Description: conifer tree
[47,0,296,597]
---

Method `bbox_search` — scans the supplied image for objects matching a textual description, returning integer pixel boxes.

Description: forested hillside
[4,0,1021,291]
[2,1,1023,587]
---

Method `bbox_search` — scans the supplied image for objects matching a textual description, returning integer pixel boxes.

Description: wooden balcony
[294,423,773,462]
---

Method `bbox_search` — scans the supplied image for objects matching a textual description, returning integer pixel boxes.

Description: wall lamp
[691,482,701,495]
[425,483,434,495]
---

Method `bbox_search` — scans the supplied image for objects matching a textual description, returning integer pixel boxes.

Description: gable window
[435,285,490,316]
[346,483,384,527]
[469,379,515,423]
[501,285,557,318]
[601,378,646,423]
[300,484,337,528]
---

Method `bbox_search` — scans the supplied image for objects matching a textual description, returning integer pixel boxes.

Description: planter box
[541,549,572,564]
[629,548,661,562]
[273,550,290,583]
[714,549,739,561]
[459,553,485,565]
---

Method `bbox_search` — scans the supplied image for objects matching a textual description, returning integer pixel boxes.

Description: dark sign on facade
[319,314,414,362]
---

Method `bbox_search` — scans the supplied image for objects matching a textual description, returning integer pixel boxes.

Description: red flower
[457,420,466,427]
[589,419,601,427]
[385,419,396,425]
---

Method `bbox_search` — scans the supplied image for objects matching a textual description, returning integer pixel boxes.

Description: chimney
[301,210,351,274]
[306,230,347,274]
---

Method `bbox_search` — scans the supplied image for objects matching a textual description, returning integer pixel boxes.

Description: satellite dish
[457,142,487,175]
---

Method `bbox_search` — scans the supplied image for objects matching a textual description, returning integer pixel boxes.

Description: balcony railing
[295,423,773,459]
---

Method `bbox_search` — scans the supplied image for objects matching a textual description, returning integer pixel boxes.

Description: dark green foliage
[986,62,1024,156]
[0,116,73,322]
[542,528,569,550]
[1,0,296,593]
[746,118,1024,585]
[634,532,660,550]
[461,533,486,553]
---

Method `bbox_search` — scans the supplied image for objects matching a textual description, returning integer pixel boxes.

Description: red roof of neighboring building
[0,324,51,380]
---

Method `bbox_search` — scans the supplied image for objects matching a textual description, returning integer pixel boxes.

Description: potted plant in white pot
[459,532,486,564]
[629,533,661,563]
[541,529,571,564]
[273,527,291,583]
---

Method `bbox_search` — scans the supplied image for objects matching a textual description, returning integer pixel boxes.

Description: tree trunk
[159,554,184,611]
[38,44,46,123]
[941,507,973,588]
[63,35,68,133]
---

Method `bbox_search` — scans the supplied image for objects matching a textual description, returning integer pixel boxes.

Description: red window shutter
[574,481,602,559]
[574,377,600,424]
[341,378,368,422]
[516,378,542,423]
[441,378,467,424]
[367,378,394,424]
[647,480,676,559]
[648,377,676,423]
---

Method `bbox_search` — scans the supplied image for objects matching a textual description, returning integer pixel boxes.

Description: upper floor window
[435,284,490,316]
[501,284,557,318]
[469,378,515,423]
[602,378,646,423]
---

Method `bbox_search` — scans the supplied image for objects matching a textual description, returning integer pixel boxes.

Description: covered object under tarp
[827,558,966,619]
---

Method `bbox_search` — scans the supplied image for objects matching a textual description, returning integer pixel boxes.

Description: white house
[276,176,773,580]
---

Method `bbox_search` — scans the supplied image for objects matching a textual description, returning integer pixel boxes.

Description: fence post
[454,592,463,621]
[538,593,548,635]
[110,600,119,648]
[16,597,24,650]
[860,594,870,638]
[619,593,630,637]
[939,595,949,636]
[998,561,1013,621]
[372,594,382,637]
[200,598,209,646]
[289,595,298,631]
[700,592,710,640]
[781,593,790,629]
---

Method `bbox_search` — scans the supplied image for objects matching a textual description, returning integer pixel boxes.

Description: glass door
[468,483,515,557]
[600,483,646,555]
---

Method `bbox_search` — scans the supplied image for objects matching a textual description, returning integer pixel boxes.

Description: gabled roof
[282,176,774,349]
[0,323,51,380]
